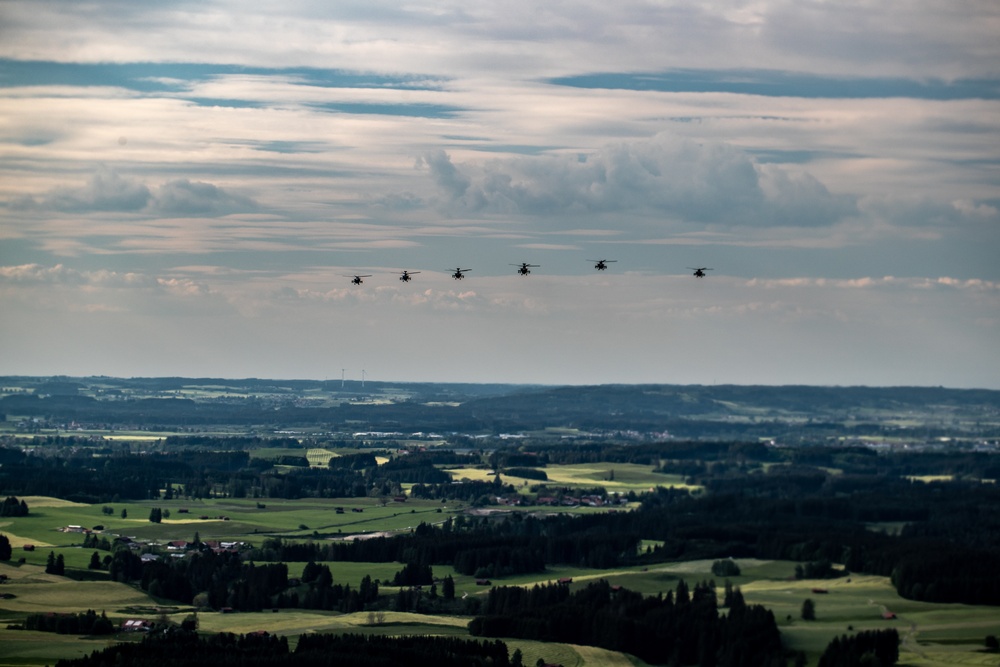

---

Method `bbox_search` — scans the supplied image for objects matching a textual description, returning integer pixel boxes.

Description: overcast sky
[1,1,998,388]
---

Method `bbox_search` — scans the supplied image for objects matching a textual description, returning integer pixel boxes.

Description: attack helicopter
[511,262,539,276]
[346,275,372,285]
[450,267,471,280]
[397,270,421,282]
[588,259,617,271]
[688,267,713,278]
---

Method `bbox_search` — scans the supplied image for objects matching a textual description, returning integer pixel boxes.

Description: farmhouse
[121,619,153,632]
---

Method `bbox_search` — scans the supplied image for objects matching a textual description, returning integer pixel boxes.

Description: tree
[0,533,11,561]
[442,574,456,601]
[0,497,28,517]
[512,648,524,667]
[88,551,102,570]
[181,611,199,632]
[149,507,162,523]
[712,559,741,577]
[120,508,127,519]
[802,598,816,621]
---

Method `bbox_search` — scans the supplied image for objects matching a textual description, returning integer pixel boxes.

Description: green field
[3,500,1000,667]
[448,461,701,494]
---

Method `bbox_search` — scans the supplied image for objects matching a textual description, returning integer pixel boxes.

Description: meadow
[3,492,999,667]
[446,461,701,494]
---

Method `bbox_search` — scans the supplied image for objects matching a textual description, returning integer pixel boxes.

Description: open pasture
[0,578,158,616]
[739,572,1000,666]
[306,448,339,466]
[188,609,470,637]
[0,629,126,667]
[0,496,461,550]
[446,461,699,494]
[0,496,464,577]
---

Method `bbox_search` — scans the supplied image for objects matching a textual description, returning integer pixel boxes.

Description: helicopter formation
[345,261,713,285]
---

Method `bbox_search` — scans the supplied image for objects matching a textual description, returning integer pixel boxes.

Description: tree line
[54,629,512,667]
[19,609,115,636]
[469,579,785,667]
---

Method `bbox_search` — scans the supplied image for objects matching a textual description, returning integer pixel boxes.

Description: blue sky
[1,1,998,387]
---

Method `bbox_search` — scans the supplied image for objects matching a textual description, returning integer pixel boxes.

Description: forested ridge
[4,378,998,439]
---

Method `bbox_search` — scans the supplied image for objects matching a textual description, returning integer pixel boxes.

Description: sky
[1,1,998,388]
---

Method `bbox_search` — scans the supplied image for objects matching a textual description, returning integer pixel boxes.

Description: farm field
[3,552,998,666]
[3,498,1000,666]
[447,461,700,494]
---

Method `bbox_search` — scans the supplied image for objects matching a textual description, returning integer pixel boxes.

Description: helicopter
[511,262,539,276]
[346,275,372,285]
[688,267,713,278]
[450,267,471,280]
[397,270,421,282]
[588,259,617,271]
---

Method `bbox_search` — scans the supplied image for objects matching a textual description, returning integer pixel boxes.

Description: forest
[54,630,513,667]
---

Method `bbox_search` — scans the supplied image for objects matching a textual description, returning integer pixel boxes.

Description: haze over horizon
[1,2,998,388]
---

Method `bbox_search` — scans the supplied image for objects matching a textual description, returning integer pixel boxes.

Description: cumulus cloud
[10,168,259,217]
[745,276,1000,291]
[16,168,152,212]
[154,179,258,216]
[421,134,855,226]
[0,264,87,285]
[0,263,199,292]
[418,150,471,200]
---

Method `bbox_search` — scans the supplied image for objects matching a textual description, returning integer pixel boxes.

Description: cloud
[421,134,855,226]
[0,263,195,291]
[0,264,87,285]
[744,276,1000,291]
[154,179,257,216]
[9,168,259,217]
[18,167,153,212]
[418,150,471,200]
[859,193,1000,228]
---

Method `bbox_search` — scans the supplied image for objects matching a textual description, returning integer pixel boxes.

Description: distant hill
[2,377,998,441]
